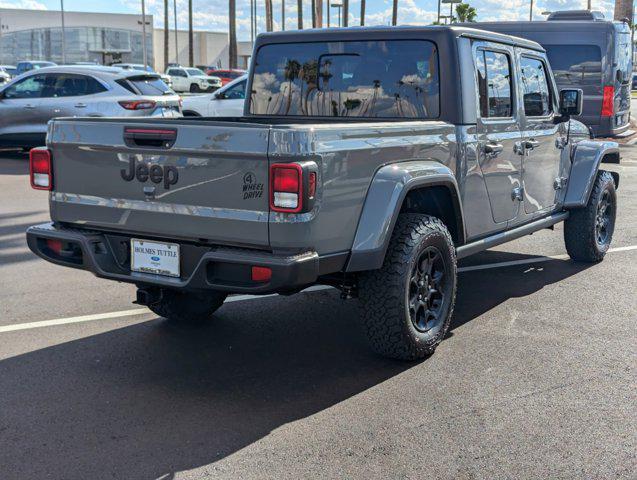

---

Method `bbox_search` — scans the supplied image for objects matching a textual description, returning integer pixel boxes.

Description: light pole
[331,2,342,27]
[60,0,66,64]
[441,0,460,23]
[174,0,179,65]
[141,0,148,68]
[282,0,285,30]
[529,0,533,21]
[0,14,4,64]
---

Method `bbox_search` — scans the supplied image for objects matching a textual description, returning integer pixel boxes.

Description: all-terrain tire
[149,289,227,324]
[564,170,616,263]
[358,214,457,361]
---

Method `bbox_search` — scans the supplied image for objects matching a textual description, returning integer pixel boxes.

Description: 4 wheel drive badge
[120,157,178,190]
[242,171,264,199]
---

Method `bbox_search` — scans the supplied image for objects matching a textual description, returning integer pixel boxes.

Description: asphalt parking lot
[1,150,636,479]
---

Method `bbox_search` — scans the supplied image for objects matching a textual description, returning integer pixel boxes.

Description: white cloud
[0,0,47,9]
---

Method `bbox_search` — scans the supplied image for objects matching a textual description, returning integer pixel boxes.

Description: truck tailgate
[48,119,270,247]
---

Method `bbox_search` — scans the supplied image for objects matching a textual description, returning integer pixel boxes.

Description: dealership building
[0,7,252,71]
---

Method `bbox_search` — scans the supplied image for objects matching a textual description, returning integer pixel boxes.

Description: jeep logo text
[120,158,178,190]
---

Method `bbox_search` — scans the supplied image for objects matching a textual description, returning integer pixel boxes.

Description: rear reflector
[46,239,63,255]
[601,85,614,117]
[270,163,303,213]
[251,266,272,282]
[29,148,52,190]
[118,100,156,110]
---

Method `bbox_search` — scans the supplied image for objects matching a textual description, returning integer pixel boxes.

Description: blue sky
[0,0,617,40]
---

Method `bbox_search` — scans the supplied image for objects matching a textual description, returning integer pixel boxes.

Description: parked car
[0,65,181,149]
[204,68,246,86]
[16,61,57,76]
[165,67,221,93]
[0,65,18,79]
[112,63,174,89]
[181,74,246,116]
[27,26,619,361]
[469,10,632,137]
[0,70,10,85]
[632,73,637,91]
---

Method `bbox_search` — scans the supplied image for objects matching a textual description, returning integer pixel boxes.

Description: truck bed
[47,116,458,256]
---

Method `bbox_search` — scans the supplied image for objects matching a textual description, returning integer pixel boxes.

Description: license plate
[131,239,180,277]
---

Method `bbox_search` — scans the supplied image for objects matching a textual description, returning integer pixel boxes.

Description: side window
[520,57,552,117]
[476,49,513,118]
[177,69,187,77]
[223,80,246,100]
[3,74,46,99]
[41,74,107,98]
[167,69,178,76]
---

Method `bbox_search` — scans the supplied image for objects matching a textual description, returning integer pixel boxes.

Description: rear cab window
[519,56,552,117]
[249,40,440,118]
[475,49,513,118]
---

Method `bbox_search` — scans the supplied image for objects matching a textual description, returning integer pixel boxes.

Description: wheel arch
[564,140,620,208]
[346,160,465,272]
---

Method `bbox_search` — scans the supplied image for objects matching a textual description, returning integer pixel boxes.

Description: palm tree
[315,0,322,27]
[229,0,237,68]
[614,0,633,21]
[391,0,398,25]
[311,0,316,27]
[360,0,365,26]
[188,0,194,66]
[297,0,303,29]
[343,0,348,26]
[265,0,273,31]
[164,0,169,70]
[455,3,477,22]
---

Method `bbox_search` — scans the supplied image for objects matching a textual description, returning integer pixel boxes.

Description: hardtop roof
[254,25,545,52]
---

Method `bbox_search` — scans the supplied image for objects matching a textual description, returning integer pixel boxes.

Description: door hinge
[554,177,568,190]
[555,137,568,150]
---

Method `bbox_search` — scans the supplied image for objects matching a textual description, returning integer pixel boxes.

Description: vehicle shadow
[0,255,591,479]
[0,152,28,174]
[0,218,47,266]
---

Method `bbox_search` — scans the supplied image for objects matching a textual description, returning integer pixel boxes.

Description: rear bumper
[26,223,323,294]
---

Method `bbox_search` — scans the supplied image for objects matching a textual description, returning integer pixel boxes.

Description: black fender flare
[346,160,465,272]
[564,140,619,208]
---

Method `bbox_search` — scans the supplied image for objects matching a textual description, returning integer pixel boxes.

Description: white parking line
[1,246,635,334]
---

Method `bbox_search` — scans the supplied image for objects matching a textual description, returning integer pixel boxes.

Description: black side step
[456,212,569,259]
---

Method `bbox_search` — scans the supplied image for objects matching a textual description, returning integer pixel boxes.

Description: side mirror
[559,89,583,117]
[215,92,226,100]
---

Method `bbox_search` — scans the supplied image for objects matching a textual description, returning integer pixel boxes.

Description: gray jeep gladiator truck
[27,26,619,360]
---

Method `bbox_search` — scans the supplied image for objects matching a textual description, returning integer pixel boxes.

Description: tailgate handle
[124,127,177,149]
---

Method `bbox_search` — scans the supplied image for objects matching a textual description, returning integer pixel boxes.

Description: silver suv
[0,66,181,149]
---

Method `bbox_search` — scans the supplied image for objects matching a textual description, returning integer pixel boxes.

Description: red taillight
[270,163,303,212]
[29,148,52,190]
[46,239,63,255]
[601,85,614,117]
[118,100,156,110]
[251,266,272,282]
